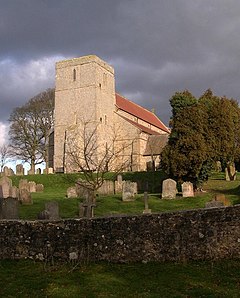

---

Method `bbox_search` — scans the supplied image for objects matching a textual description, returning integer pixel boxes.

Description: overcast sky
[1,0,240,145]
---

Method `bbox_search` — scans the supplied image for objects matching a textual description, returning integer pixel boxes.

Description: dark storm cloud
[1,0,240,139]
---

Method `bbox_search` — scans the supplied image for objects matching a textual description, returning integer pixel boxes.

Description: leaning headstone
[122,181,137,201]
[36,184,44,192]
[0,198,19,219]
[45,201,60,220]
[0,176,12,198]
[19,189,32,205]
[67,186,78,198]
[182,182,194,198]
[19,179,29,191]
[161,179,177,199]
[16,164,24,176]
[205,200,224,208]
[28,181,36,193]
[143,192,151,214]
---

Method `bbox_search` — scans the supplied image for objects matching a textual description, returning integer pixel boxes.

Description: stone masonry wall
[1,206,240,262]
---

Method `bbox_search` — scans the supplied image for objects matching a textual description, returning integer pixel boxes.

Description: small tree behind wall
[65,120,132,195]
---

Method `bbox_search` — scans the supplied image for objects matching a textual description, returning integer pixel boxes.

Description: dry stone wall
[0,206,240,263]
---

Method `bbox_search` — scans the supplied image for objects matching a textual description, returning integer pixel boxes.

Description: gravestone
[16,164,24,176]
[45,201,60,220]
[161,179,177,199]
[28,181,36,193]
[143,192,151,214]
[76,180,94,200]
[225,162,236,181]
[182,182,194,198]
[10,186,19,199]
[48,168,54,174]
[19,189,32,205]
[122,181,137,201]
[97,180,114,195]
[215,161,222,172]
[205,200,224,208]
[79,191,96,218]
[115,174,123,194]
[37,209,50,220]
[36,184,44,192]
[0,198,19,219]
[67,186,78,198]
[3,166,9,176]
[19,179,29,191]
[0,176,12,198]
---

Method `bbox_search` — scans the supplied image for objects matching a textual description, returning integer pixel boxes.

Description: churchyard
[5,170,239,220]
[0,170,240,296]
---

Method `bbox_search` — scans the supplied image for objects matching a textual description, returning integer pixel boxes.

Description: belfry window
[73,69,76,81]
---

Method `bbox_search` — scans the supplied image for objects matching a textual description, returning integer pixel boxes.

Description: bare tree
[9,88,54,172]
[0,144,12,172]
[65,120,132,193]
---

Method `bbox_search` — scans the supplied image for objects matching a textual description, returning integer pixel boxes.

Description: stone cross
[79,189,96,218]
[143,192,151,214]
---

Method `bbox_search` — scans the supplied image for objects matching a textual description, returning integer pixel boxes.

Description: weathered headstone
[0,176,12,198]
[10,186,19,199]
[0,198,19,219]
[76,180,94,200]
[143,192,151,214]
[3,166,13,177]
[97,180,114,195]
[182,182,194,198]
[215,161,222,172]
[16,164,24,176]
[36,184,44,192]
[28,181,36,193]
[37,209,50,220]
[45,201,60,220]
[122,181,137,201]
[48,168,54,174]
[115,174,123,194]
[67,186,78,198]
[161,179,177,199]
[225,162,236,181]
[19,179,29,191]
[19,189,32,205]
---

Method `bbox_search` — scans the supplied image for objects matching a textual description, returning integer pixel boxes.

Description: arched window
[73,69,76,81]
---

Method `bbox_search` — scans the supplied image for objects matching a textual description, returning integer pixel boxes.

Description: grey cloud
[1,0,240,127]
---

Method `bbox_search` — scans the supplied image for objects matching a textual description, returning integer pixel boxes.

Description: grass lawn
[0,259,240,297]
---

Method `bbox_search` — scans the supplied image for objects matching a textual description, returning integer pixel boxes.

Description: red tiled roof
[115,93,170,133]
[117,114,161,135]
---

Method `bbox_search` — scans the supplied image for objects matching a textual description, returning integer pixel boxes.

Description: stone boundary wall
[1,206,240,263]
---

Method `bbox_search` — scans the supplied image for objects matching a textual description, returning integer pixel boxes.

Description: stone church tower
[54,55,116,172]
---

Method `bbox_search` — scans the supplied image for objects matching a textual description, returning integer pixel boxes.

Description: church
[51,55,169,173]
